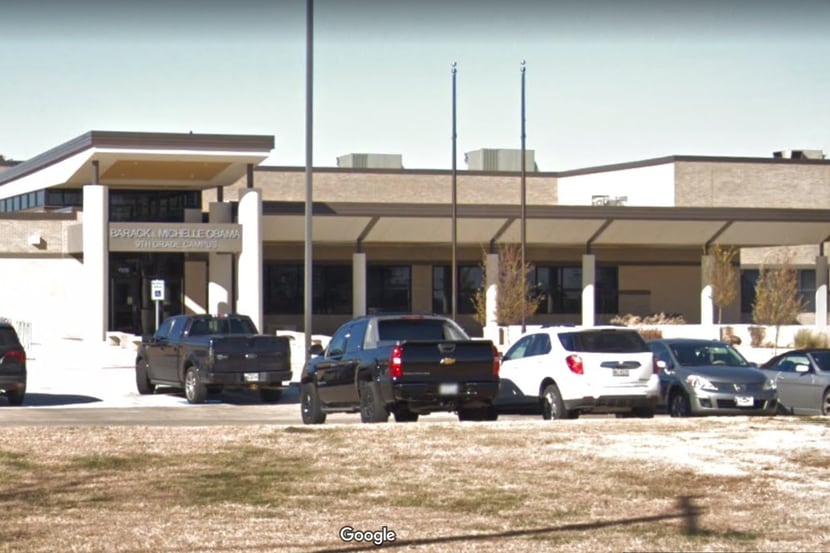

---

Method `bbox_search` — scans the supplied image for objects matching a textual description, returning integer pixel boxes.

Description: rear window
[378,319,468,342]
[558,330,648,353]
[0,327,21,347]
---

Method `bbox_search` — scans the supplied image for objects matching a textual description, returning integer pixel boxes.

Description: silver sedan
[759,349,830,415]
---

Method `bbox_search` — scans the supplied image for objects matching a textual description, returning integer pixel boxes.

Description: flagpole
[451,62,458,321]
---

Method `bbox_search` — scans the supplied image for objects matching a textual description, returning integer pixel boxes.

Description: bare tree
[708,244,739,324]
[472,243,543,326]
[752,252,805,350]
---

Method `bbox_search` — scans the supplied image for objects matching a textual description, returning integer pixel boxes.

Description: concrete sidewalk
[20,339,301,409]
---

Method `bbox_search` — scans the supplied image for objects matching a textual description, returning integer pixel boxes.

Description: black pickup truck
[135,314,292,404]
[300,314,500,424]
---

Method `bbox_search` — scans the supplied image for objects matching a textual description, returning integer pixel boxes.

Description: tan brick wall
[218,169,557,207]
[675,161,830,208]
[619,265,701,321]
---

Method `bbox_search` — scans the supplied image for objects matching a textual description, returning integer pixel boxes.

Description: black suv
[0,321,26,405]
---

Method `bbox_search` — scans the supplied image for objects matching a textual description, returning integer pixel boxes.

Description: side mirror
[795,364,810,373]
[309,344,324,357]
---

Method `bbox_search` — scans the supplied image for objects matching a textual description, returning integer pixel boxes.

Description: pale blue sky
[2,0,829,171]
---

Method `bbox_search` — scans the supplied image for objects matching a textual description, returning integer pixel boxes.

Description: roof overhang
[262,202,830,249]
[0,131,275,197]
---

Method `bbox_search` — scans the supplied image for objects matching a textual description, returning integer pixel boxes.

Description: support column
[582,254,596,327]
[237,189,263,333]
[816,256,828,326]
[482,252,500,345]
[353,253,366,317]
[700,255,714,326]
[208,202,233,316]
[83,181,109,342]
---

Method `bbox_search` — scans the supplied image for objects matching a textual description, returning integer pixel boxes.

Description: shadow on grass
[311,495,707,553]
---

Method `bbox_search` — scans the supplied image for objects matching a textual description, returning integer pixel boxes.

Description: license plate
[612,368,629,377]
[244,372,261,383]
[735,395,754,407]
[439,383,459,395]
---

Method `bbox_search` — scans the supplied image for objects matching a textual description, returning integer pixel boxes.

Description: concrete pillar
[353,252,366,317]
[237,189,263,333]
[208,202,233,316]
[485,253,499,327]
[700,255,714,325]
[816,256,828,326]
[83,183,109,342]
[581,254,596,326]
[184,260,207,315]
[481,252,501,345]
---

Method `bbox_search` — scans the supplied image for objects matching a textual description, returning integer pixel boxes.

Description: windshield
[669,342,749,367]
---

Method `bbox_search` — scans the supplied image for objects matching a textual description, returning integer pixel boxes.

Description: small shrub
[794,329,828,349]
[637,328,663,340]
[749,326,766,347]
[720,326,742,345]
[610,312,686,326]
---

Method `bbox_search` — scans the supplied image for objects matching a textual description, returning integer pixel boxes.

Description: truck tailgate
[210,336,291,373]
[396,340,496,382]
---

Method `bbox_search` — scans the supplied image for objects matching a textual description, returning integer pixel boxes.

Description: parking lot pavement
[18,339,301,409]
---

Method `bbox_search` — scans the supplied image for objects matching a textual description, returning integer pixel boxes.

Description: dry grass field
[1,416,828,553]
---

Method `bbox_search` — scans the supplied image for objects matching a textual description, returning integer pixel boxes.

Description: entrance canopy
[0,131,275,196]
[262,201,830,249]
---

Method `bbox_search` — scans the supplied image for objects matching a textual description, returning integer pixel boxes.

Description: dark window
[109,190,201,222]
[558,330,648,353]
[648,341,674,369]
[376,318,461,342]
[345,320,368,354]
[326,325,350,357]
[528,333,552,356]
[264,264,352,315]
[503,335,533,361]
[432,265,482,314]
[0,327,21,347]
[742,268,814,313]
[155,317,174,339]
[810,352,830,372]
[533,266,618,314]
[368,265,411,313]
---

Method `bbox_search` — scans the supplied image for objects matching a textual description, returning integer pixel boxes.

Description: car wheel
[259,388,283,403]
[135,358,155,395]
[300,383,326,424]
[184,366,207,404]
[542,384,568,420]
[669,391,691,417]
[6,386,24,406]
[393,409,419,423]
[359,380,388,423]
[822,389,830,416]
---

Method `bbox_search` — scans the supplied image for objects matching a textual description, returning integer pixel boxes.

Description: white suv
[496,326,660,419]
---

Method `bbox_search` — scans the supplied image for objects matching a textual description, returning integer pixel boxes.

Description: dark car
[648,338,777,417]
[759,349,830,415]
[0,321,26,405]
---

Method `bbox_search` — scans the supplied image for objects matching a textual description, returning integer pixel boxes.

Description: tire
[359,380,389,423]
[822,389,830,416]
[669,391,691,418]
[259,388,283,403]
[542,384,569,420]
[393,409,419,423]
[300,383,326,425]
[6,386,24,406]
[135,358,155,395]
[184,366,207,404]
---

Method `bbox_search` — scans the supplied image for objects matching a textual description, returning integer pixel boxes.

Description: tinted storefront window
[368,265,411,313]
[264,264,353,315]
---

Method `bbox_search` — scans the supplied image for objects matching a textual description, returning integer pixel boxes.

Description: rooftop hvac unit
[773,149,825,160]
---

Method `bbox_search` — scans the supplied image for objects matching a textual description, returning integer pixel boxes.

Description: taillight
[389,345,403,378]
[492,344,500,377]
[566,354,584,375]
[4,349,25,364]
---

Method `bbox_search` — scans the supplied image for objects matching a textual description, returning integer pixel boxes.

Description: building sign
[108,223,242,253]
